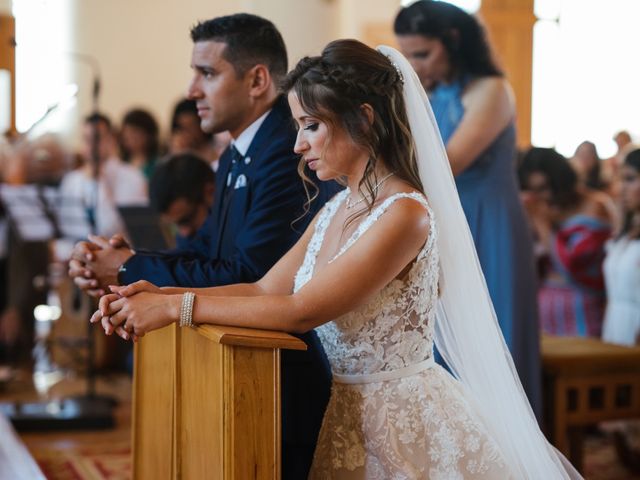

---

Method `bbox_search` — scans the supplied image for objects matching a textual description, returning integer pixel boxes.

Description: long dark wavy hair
[394,0,502,79]
[120,108,160,161]
[575,141,605,190]
[620,148,640,239]
[518,147,581,210]
[281,39,423,230]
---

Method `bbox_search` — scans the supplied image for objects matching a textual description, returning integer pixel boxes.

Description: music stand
[0,184,115,431]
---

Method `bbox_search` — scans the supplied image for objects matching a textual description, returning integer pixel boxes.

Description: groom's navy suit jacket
[119,96,340,478]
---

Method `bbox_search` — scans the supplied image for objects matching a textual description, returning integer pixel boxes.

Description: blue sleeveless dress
[430,78,542,415]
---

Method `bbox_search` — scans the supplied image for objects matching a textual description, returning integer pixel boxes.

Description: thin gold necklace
[345,172,395,210]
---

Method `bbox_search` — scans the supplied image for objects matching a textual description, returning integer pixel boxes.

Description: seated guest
[169,98,229,170]
[602,148,640,345]
[169,98,210,154]
[120,108,161,180]
[116,153,215,374]
[149,153,215,246]
[59,113,148,240]
[519,147,613,337]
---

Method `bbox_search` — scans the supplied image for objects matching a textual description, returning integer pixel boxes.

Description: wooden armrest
[542,335,640,373]
[194,325,307,351]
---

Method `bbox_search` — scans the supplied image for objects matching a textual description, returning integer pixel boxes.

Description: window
[13,0,75,135]
[532,0,639,157]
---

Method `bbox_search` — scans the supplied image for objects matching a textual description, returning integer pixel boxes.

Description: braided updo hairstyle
[281,39,423,228]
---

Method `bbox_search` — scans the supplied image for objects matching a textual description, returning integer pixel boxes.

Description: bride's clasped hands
[90,281,177,341]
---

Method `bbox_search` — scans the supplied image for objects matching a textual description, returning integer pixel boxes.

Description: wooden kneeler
[132,323,306,479]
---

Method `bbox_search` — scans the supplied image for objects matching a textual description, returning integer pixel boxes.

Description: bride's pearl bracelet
[179,292,196,328]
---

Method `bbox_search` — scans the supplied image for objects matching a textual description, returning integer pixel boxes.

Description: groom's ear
[360,103,375,126]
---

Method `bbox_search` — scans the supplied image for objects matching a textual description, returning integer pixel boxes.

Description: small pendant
[345,172,395,210]
[345,196,363,210]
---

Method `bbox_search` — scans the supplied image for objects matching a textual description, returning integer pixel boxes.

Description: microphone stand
[65,58,117,425]
[86,69,102,402]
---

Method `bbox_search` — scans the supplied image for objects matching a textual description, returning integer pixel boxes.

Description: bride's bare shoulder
[381,189,431,242]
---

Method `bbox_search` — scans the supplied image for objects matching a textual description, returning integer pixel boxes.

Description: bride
[91,40,580,479]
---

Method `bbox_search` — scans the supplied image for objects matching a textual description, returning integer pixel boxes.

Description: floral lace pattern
[296,191,513,479]
[295,190,438,377]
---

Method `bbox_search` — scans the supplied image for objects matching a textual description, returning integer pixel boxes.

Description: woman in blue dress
[395,0,541,414]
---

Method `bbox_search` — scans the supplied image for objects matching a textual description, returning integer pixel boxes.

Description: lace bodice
[294,189,438,377]
[300,191,514,478]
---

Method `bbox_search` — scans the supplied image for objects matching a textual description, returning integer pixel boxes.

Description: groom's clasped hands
[68,233,135,298]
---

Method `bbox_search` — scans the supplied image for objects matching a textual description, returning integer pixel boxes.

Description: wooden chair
[542,335,640,471]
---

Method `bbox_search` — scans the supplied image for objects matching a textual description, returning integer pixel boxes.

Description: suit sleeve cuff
[118,254,141,285]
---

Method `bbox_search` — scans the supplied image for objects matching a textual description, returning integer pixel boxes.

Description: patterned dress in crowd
[539,215,611,337]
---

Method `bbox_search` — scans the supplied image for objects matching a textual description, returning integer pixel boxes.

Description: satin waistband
[333,357,436,385]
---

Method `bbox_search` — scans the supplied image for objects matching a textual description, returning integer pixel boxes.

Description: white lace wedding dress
[294,189,515,479]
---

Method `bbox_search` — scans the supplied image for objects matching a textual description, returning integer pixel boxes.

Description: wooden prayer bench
[541,335,640,472]
[132,323,306,480]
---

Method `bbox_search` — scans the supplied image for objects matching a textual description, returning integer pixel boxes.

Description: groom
[68,14,338,479]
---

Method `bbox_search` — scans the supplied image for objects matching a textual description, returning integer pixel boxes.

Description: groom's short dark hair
[190,14,288,80]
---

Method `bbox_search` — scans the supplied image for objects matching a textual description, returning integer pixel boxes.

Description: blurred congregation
[2,109,637,358]
[0,101,230,364]
[0,0,639,478]
[519,137,638,343]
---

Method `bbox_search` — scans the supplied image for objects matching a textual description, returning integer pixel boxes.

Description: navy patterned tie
[222,145,243,210]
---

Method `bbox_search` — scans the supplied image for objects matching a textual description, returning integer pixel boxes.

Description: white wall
[251,0,339,65]
[0,0,11,14]
[37,0,338,145]
[14,0,401,144]
[337,0,399,45]
[531,0,640,157]
[70,0,246,143]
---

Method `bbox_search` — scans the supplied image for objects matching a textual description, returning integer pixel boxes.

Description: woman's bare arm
[446,77,514,176]
[102,198,430,337]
